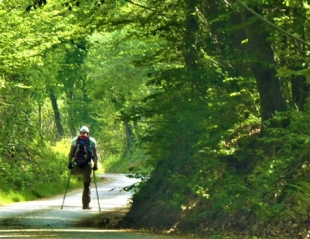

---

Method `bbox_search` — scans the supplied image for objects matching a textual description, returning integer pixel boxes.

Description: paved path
[0,174,188,238]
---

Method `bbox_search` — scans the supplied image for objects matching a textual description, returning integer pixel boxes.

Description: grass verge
[0,177,82,206]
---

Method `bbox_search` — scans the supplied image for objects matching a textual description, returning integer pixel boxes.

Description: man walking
[68,126,98,209]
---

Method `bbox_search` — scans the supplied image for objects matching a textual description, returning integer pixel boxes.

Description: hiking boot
[82,206,92,210]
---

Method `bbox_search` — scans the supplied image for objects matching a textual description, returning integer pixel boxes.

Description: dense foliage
[2,0,310,238]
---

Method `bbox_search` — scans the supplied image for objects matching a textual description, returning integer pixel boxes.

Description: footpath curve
[0,173,187,239]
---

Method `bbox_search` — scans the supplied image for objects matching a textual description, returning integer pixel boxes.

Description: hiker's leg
[71,165,84,207]
[82,164,92,208]
[71,164,80,175]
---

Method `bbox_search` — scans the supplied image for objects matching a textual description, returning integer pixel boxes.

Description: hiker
[68,126,98,210]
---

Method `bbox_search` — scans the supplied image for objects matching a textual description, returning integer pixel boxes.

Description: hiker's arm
[68,145,74,163]
[92,146,98,165]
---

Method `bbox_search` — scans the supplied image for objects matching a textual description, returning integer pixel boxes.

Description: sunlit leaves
[0,1,82,73]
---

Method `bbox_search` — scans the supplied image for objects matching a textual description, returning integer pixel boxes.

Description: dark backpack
[72,136,94,168]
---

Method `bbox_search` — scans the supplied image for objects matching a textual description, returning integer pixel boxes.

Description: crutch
[61,170,72,209]
[93,171,101,211]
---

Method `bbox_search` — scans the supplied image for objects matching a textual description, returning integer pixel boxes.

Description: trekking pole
[61,170,72,209]
[93,171,101,211]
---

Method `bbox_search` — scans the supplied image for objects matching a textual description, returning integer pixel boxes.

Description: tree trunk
[288,8,309,111]
[292,74,309,110]
[38,104,44,141]
[124,120,134,149]
[49,88,64,141]
[241,10,287,123]
[184,0,200,99]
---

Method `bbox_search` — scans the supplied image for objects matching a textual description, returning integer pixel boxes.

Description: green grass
[102,154,125,173]
[0,167,107,206]
[30,178,82,199]
[102,148,147,174]
[0,177,82,206]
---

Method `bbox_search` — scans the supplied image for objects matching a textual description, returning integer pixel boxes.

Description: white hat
[79,126,89,133]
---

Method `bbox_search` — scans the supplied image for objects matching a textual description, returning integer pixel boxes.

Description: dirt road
[0,174,191,239]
